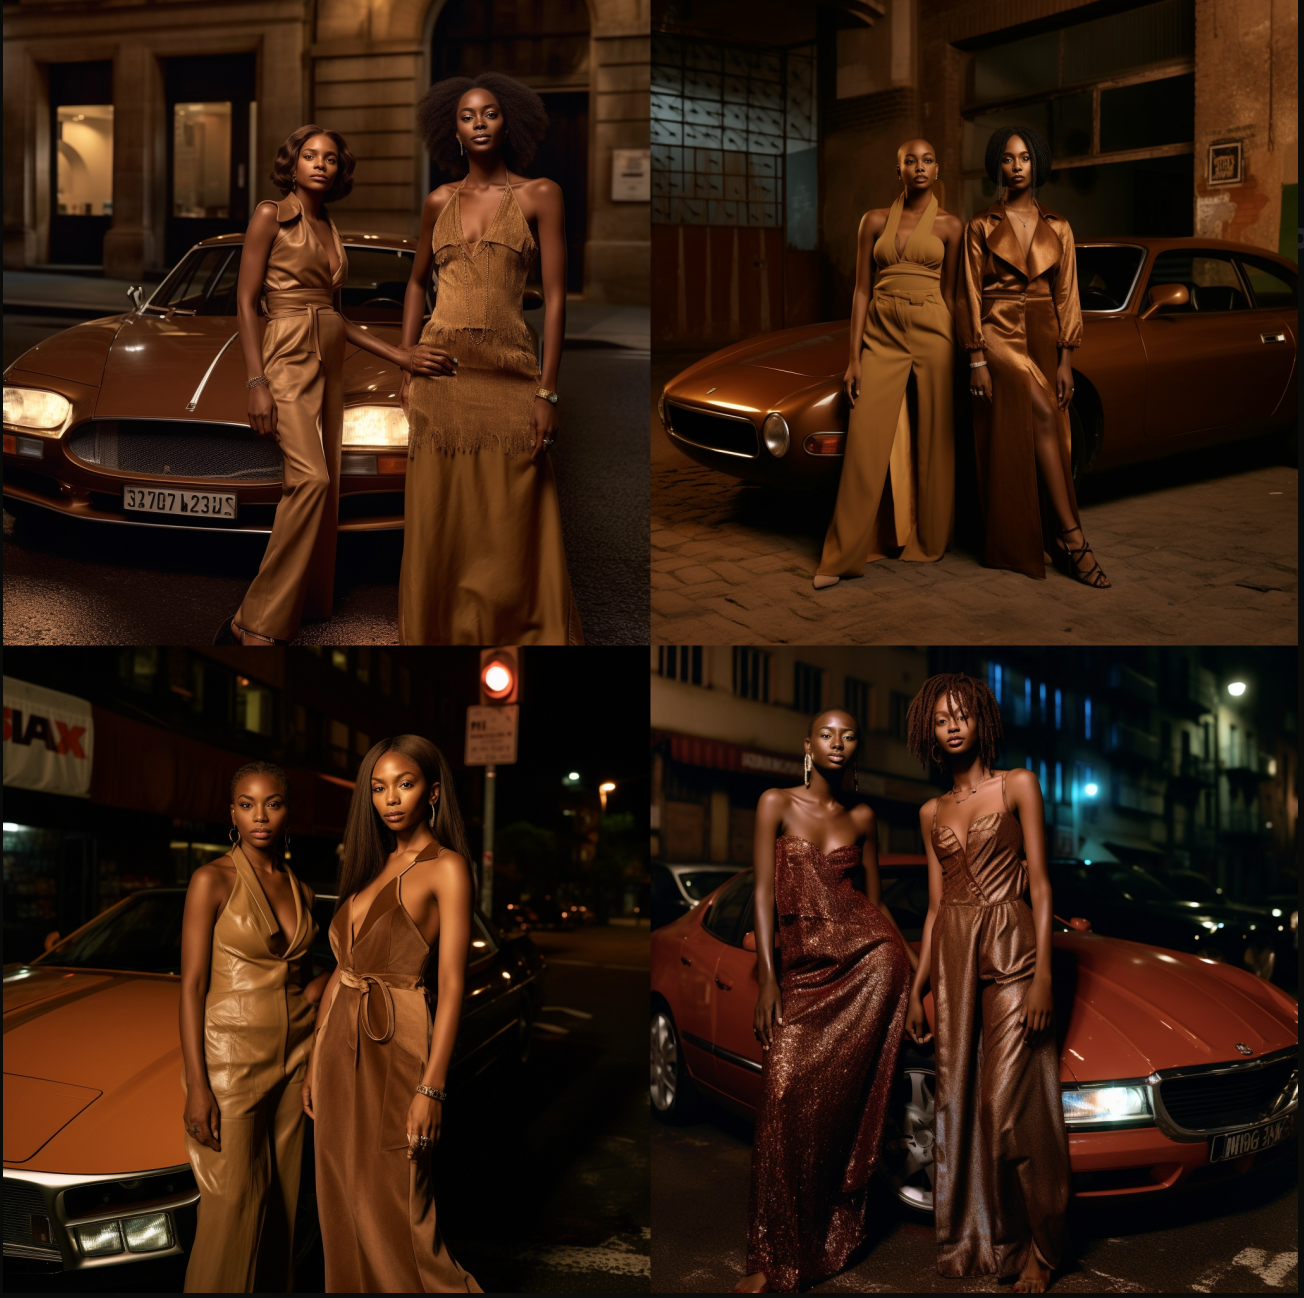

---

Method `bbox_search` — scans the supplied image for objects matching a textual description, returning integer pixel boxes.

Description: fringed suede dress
[399,177,583,645]
[746,837,911,1291]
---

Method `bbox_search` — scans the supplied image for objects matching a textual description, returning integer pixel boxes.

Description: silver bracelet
[246,375,269,390]
[969,360,987,370]
[415,1084,448,1103]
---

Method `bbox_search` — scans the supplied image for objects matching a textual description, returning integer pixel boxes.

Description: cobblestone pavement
[651,355,1297,647]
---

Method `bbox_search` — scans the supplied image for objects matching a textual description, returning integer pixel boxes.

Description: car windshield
[339,246,419,313]
[1076,245,1146,312]
[677,869,737,901]
[1102,865,1179,904]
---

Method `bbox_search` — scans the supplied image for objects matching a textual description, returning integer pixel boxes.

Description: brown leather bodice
[930,772,1028,906]
[262,190,347,294]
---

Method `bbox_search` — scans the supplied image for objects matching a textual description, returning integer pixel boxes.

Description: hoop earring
[931,742,944,768]
[803,752,812,788]
[229,826,239,846]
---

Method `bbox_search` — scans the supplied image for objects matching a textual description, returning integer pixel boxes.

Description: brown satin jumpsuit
[183,846,318,1292]
[817,192,955,578]
[929,774,1069,1279]
[233,190,348,640]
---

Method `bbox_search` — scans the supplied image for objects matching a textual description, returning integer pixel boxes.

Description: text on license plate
[124,485,237,519]
[1209,1113,1296,1162]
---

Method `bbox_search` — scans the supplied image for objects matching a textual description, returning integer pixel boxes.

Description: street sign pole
[482,763,496,916]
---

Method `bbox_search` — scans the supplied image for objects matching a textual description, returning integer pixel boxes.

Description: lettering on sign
[3,676,94,797]
[465,705,519,766]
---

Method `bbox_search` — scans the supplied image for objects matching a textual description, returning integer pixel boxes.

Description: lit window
[1054,688,1062,730]
[57,105,115,217]
[1054,761,1063,803]
[1084,697,1092,740]
[1039,682,1047,725]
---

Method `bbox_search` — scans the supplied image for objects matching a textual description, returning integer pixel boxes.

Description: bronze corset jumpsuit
[183,846,318,1293]
[929,773,1069,1278]
[746,837,911,1290]
[312,847,481,1292]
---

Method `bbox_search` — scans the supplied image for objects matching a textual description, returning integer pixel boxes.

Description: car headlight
[123,1212,174,1252]
[1061,1083,1153,1128]
[75,1219,124,1257]
[3,387,73,436]
[762,412,790,457]
[342,405,408,447]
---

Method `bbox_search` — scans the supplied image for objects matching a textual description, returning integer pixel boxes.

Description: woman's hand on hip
[843,358,862,408]
[247,384,279,439]
[183,1085,222,1152]
[530,396,558,466]
[405,1092,442,1161]
[1056,356,1075,411]
[406,344,457,377]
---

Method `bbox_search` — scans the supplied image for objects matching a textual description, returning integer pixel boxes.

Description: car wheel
[651,1003,697,1122]
[880,1043,936,1216]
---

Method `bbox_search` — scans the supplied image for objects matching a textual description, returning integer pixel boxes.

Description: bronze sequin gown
[313,850,481,1292]
[746,837,911,1291]
[930,774,1069,1278]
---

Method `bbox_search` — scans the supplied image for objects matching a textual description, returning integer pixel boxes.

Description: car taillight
[803,433,845,456]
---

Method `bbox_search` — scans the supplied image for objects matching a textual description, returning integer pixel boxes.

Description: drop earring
[428,800,438,828]
[283,830,292,855]
[803,752,812,788]
[457,136,464,157]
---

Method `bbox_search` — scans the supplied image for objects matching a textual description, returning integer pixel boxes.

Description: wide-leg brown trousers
[234,296,344,641]
[817,282,955,576]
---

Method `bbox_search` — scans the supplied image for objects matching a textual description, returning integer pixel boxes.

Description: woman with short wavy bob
[395,73,583,645]
[215,125,443,646]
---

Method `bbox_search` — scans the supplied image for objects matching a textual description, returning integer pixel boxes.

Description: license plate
[124,484,236,520]
[1209,1112,1297,1162]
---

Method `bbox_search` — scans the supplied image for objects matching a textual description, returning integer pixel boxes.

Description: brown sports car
[3,233,538,533]
[658,237,1297,485]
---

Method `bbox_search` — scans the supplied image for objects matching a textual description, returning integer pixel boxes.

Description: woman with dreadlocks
[735,709,915,1293]
[962,127,1108,587]
[902,673,1068,1293]
[397,72,583,644]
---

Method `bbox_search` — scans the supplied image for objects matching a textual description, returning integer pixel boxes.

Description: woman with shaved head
[734,710,917,1292]
[813,138,964,590]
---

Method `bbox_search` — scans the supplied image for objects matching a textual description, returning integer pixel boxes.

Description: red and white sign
[3,676,93,798]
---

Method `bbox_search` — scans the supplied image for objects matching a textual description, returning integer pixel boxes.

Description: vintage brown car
[3,233,539,533]
[658,237,1297,485]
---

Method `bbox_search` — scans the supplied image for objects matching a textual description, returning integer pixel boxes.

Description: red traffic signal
[479,647,520,704]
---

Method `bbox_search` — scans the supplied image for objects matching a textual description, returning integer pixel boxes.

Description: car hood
[7,315,127,387]
[3,970,187,1173]
[1056,932,1298,1084]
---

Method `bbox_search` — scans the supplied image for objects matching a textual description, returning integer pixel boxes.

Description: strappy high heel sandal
[213,616,288,646]
[1057,525,1110,588]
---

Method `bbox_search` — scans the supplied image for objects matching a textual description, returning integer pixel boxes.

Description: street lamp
[1084,782,1099,798]
[564,771,581,785]
[599,781,616,811]
[1227,681,1246,697]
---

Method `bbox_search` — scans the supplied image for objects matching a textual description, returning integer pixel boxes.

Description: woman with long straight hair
[303,736,481,1292]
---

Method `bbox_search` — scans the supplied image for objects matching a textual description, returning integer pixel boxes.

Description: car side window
[469,911,498,963]
[1146,250,1249,313]
[1236,255,1297,310]
[149,247,242,315]
[702,871,753,946]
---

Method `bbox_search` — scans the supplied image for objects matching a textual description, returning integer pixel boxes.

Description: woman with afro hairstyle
[902,673,1069,1293]
[395,73,583,644]
[216,126,440,646]
[961,127,1109,588]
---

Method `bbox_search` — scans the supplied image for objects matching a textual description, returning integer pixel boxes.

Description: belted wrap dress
[817,192,955,578]
[183,846,318,1293]
[929,774,1069,1278]
[746,837,911,1291]
[959,201,1084,578]
[400,177,583,645]
[313,849,481,1292]
[234,190,348,640]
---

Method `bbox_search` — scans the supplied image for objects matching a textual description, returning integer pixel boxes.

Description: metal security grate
[3,1179,53,1251]
[1160,1058,1297,1131]
[666,403,758,457]
[67,421,283,483]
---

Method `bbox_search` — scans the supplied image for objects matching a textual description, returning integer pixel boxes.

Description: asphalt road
[7,924,650,1294]
[2,314,648,646]
[651,1099,1298,1293]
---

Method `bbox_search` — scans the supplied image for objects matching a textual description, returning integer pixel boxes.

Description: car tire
[650,1001,698,1123]
[879,1040,937,1217]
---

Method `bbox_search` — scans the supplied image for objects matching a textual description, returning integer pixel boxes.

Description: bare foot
[1012,1255,1051,1293]
[732,1272,768,1293]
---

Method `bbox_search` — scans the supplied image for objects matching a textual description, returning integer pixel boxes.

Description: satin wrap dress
[183,847,318,1293]
[746,838,911,1291]
[929,775,1070,1278]
[400,179,583,645]
[817,193,955,577]
[313,848,481,1292]
[959,201,1084,578]
[234,191,348,640]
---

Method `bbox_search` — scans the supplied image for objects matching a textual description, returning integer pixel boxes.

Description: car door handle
[1260,332,1287,343]
[715,974,733,990]
[681,955,692,966]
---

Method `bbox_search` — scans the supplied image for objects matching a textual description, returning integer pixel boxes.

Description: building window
[988,661,1003,705]
[658,646,703,685]
[1055,761,1063,803]
[732,647,770,702]
[1039,759,1048,795]
[844,677,874,734]
[330,649,348,673]
[329,720,349,769]
[1039,682,1047,726]
[888,690,911,741]
[377,652,392,696]
[1084,696,1093,740]
[793,662,823,716]
[119,647,159,693]
[354,730,371,760]
[1054,688,1062,730]
[234,675,273,737]
[355,648,370,686]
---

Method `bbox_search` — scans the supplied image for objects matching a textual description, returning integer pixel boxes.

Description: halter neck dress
[183,846,317,1292]
[746,836,911,1290]
[400,176,583,645]
[817,191,955,579]
[928,772,1069,1278]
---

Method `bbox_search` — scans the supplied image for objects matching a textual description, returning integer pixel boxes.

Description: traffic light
[479,647,521,705]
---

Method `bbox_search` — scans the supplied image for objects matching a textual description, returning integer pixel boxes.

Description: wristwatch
[535,388,559,405]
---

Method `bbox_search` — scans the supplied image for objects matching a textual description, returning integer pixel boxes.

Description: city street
[651,353,1298,647]
[652,1105,1298,1293]
[2,282,649,645]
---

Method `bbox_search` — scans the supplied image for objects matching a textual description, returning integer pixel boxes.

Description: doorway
[164,53,256,268]
[48,61,114,267]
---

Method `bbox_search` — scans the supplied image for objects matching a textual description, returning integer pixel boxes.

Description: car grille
[66,420,283,483]
[1159,1057,1297,1131]
[3,1180,57,1257]
[666,402,758,457]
